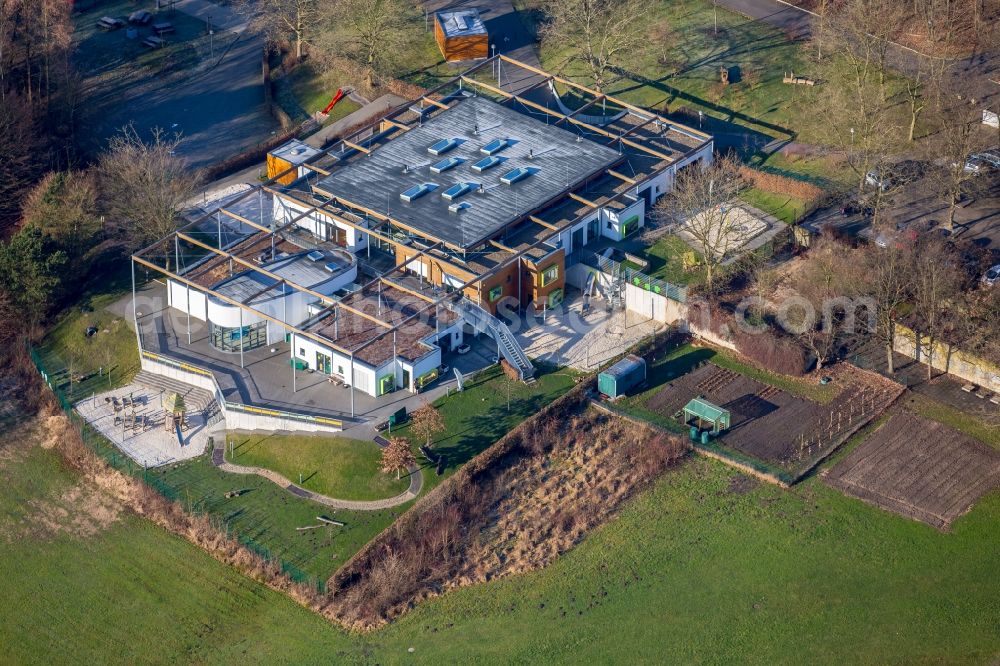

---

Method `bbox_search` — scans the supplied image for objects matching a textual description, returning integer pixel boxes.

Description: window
[209,321,267,353]
[501,167,532,185]
[430,156,462,173]
[471,156,502,172]
[489,285,503,302]
[428,138,459,155]
[401,183,435,202]
[540,264,559,287]
[442,182,472,200]
[480,138,508,155]
[299,348,305,356]
[606,220,614,230]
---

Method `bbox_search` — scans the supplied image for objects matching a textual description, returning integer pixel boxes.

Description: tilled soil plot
[823,412,1000,529]
[646,363,901,474]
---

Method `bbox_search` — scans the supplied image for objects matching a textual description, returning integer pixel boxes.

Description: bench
[129,10,152,25]
[152,22,175,35]
[961,383,976,393]
[142,36,166,48]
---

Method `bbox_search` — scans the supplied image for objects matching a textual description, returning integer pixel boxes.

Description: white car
[865,170,892,191]
[456,343,471,355]
[972,149,1000,168]
[982,264,1000,287]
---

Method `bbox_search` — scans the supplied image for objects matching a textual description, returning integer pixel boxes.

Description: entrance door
[315,351,332,374]
[402,369,411,391]
[571,227,584,253]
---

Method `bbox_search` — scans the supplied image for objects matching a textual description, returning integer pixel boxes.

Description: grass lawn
[273,63,362,124]
[642,234,706,286]
[742,187,809,224]
[8,419,998,664]
[389,362,580,493]
[146,451,404,583]
[225,432,409,500]
[36,291,140,404]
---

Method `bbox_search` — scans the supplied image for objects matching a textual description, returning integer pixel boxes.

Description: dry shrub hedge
[322,383,686,630]
[738,166,824,203]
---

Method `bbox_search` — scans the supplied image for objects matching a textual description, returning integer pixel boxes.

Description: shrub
[738,166,824,204]
[734,328,811,376]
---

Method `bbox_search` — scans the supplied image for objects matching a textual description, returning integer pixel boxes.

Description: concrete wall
[894,323,1000,391]
[140,354,343,433]
[624,282,687,324]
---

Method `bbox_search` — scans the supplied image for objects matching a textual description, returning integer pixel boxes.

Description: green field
[642,234,706,286]
[273,63,363,124]
[4,413,998,664]
[225,432,409,500]
[146,451,404,584]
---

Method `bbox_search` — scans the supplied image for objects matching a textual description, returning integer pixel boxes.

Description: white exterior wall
[273,196,370,252]
[291,333,382,397]
[400,348,442,392]
[168,280,208,321]
[601,197,646,242]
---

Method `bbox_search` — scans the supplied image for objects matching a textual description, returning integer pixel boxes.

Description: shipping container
[598,354,646,398]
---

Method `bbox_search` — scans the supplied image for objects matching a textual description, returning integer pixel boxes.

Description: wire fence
[577,250,688,303]
[28,345,327,594]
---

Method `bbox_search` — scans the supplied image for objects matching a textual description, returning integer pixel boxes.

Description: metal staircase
[444,298,535,382]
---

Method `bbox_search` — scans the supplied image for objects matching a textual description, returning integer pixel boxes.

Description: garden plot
[824,412,1000,529]
[646,362,902,478]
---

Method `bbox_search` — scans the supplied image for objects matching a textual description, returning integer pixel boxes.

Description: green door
[315,352,331,374]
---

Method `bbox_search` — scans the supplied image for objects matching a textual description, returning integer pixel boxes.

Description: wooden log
[296,524,327,531]
[317,516,345,527]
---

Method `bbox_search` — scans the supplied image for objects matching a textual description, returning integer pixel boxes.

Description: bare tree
[97,126,200,260]
[0,96,39,229]
[784,237,855,371]
[926,102,982,231]
[539,0,647,92]
[410,402,446,449]
[236,0,327,61]
[379,436,415,480]
[329,0,411,89]
[858,243,911,373]
[651,157,748,292]
[908,237,963,379]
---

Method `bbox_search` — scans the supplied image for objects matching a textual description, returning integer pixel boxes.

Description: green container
[388,406,407,426]
[701,430,710,445]
[289,358,308,371]
[597,354,647,398]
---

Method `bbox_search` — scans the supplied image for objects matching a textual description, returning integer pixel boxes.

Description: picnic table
[152,22,175,35]
[129,10,153,25]
[142,35,166,48]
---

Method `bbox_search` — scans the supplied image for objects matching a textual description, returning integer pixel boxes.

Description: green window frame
[540,264,559,287]
[488,285,503,302]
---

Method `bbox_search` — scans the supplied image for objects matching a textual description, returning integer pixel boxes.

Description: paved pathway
[210,436,423,510]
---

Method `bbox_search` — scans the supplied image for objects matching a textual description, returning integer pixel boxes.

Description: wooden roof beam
[569,192,599,208]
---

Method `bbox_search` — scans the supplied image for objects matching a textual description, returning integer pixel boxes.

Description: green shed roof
[683,398,729,423]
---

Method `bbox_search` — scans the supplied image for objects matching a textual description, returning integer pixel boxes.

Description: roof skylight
[480,138,508,155]
[428,138,459,155]
[442,182,473,201]
[471,155,502,172]
[430,156,463,173]
[500,167,533,185]
[400,183,435,202]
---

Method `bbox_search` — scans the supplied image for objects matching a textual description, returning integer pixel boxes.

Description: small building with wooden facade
[267,139,321,186]
[434,9,488,62]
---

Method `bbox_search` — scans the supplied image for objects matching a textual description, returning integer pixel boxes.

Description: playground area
[824,413,1000,529]
[644,362,902,478]
[675,204,782,260]
[74,382,220,467]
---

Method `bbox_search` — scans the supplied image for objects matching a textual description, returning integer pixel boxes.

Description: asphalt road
[82,0,278,170]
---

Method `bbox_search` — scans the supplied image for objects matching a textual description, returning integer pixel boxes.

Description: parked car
[963,156,988,174]
[865,169,893,191]
[982,264,1000,287]
[972,148,1000,168]
[438,364,450,376]
[456,343,471,355]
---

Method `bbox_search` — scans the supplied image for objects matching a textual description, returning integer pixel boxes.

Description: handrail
[140,350,343,428]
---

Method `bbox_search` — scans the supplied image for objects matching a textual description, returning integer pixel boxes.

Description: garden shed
[598,355,646,398]
[682,397,730,434]
[434,9,488,62]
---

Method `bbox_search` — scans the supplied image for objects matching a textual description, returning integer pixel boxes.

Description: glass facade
[209,320,267,353]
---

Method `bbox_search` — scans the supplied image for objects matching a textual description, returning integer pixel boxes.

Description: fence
[140,350,343,431]
[28,345,328,594]
[588,251,688,303]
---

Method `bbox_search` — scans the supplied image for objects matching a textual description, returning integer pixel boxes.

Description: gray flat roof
[316,95,623,249]
[214,251,349,304]
[436,9,486,37]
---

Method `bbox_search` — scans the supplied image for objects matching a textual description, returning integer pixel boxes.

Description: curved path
[210,437,423,510]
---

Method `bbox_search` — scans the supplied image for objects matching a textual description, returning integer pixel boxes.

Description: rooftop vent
[291,146,306,156]
[471,155,503,172]
[442,182,473,201]
[428,138,459,155]
[400,183,436,202]
[430,156,463,173]
[306,250,325,262]
[501,167,533,185]
[324,262,342,273]
[480,138,508,155]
